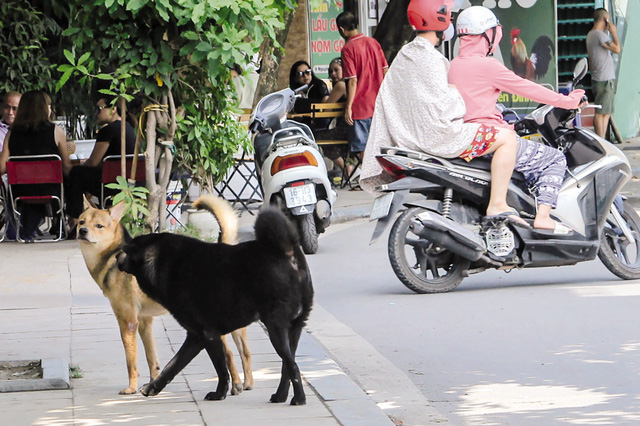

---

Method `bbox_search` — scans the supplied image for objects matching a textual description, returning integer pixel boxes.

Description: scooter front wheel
[598,200,640,279]
[388,207,469,294]
[297,213,319,254]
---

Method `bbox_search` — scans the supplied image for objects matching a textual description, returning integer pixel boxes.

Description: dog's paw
[119,387,138,395]
[270,392,288,403]
[243,383,253,391]
[139,383,159,397]
[290,395,306,406]
[230,384,243,395]
[204,390,227,401]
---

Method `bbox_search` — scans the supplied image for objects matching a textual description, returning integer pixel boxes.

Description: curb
[331,205,372,224]
[0,359,69,393]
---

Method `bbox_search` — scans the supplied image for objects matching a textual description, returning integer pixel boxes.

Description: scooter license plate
[369,192,394,221]
[284,184,317,208]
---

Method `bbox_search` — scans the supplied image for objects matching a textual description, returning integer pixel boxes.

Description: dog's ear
[110,201,127,221]
[82,194,97,211]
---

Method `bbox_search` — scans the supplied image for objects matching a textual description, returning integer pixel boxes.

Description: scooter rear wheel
[598,200,640,279]
[388,207,469,294]
[297,213,319,254]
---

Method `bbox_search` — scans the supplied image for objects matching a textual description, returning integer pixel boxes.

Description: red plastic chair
[0,184,7,242]
[101,154,146,207]
[6,154,65,242]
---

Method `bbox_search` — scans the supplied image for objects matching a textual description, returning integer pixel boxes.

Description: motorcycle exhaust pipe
[410,211,486,262]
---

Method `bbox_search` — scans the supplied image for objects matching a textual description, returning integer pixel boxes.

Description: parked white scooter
[249,85,337,254]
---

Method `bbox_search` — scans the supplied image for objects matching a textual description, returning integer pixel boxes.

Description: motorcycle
[249,85,337,254]
[369,58,640,293]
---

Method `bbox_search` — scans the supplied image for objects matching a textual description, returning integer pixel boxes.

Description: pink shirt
[449,36,583,128]
[341,34,389,120]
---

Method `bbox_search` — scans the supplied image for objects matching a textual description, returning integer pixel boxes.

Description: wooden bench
[288,102,360,188]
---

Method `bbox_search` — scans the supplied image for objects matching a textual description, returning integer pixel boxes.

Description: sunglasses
[95,105,108,114]
[297,69,312,77]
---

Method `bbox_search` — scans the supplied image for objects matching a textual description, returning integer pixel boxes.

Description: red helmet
[407,0,454,32]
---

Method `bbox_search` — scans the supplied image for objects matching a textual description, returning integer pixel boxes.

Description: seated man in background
[65,96,136,237]
[0,91,21,151]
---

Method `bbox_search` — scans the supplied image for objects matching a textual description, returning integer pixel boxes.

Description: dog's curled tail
[254,207,300,255]
[193,195,239,245]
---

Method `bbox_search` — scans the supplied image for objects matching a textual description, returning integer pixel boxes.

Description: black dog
[116,198,313,405]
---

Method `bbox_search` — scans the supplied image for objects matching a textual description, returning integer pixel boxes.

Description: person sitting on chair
[289,60,331,129]
[0,90,71,241]
[314,58,350,183]
[65,96,136,238]
[0,91,21,151]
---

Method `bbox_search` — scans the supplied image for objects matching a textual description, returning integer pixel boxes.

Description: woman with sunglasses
[288,61,330,127]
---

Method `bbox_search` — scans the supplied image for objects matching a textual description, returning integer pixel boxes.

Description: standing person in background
[586,8,620,139]
[337,11,388,172]
[0,91,21,151]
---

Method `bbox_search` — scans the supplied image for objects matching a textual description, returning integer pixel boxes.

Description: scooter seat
[448,157,526,181]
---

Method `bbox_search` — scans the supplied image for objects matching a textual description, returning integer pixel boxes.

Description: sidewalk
[0,186,390,426]
[2,134,639,425]
[618,136,640,209]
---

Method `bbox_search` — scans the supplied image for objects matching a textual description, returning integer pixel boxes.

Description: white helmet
[456,6,499,36]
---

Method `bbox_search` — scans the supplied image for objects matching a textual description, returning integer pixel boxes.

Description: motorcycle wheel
[388,207,469,294]
[598,200,640,279]
[298,213,319,254]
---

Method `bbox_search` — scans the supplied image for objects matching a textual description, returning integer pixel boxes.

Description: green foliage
[57,0,294,186]
[0,0,60,93]
[69,365,84,379]
[175,97,252,187]
[174,223,218,242]
[106,176,151,235]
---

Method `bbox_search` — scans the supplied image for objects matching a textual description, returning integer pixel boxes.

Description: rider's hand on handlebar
[568,89,586,109]
[577,97,589,110]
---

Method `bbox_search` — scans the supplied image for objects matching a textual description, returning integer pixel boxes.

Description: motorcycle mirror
[572,58,588,86]
[294,84,308,94]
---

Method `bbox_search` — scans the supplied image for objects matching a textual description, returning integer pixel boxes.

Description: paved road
[307,219,640,425]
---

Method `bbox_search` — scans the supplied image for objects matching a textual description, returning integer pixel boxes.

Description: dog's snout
[79,227,88,237]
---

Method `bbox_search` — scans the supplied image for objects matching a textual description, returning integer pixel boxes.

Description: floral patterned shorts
[458,125,498,162]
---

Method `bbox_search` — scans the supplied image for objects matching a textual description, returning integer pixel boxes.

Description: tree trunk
[144,111,161,232]
[119,97,127,176]
[373,0,414,64]
[252,7,297,108]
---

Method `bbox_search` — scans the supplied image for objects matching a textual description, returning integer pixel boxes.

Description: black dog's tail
[254,207,300,254]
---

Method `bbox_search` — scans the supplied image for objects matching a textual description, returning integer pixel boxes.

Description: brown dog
[77,196,253,394]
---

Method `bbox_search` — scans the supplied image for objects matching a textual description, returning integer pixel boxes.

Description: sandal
[484,208,530,228]
[532,221,573,236]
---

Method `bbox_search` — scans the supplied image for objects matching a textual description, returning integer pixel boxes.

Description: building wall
[613,0,640,138]
[277,0,310,90]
